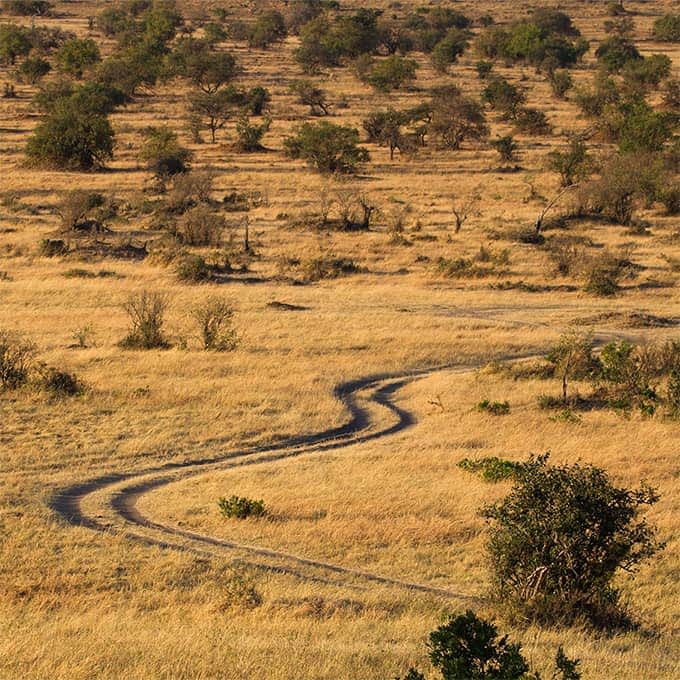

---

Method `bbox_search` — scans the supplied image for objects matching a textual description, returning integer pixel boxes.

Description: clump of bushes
[0,330,36,390]
[458,456,521,482]
[218,495,266,519]
[476,399,510,416]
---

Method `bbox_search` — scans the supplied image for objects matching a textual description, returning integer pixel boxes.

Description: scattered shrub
[175,254,212,283]
[363,55,418,92]
[139,126,191,178]
[477,399,510,416]
[55,38,101,78]
[513,107,551,135]
[248,10,287,49]
[218,495,265,519]
[175,204,225,246]
[0,330,36,390]
[484,453,664,627]
[235,115,270,152]
[192,296,238,351]
[38,238,68,257]
[289,79,329,116]
[3,0,52,16]
[490,135,517,163]
[653,14,680,42]
[34,365,84,396]
[16,56,51,84]
[458,456,521,482]
[120,291,170,349]
[0,23,31,65]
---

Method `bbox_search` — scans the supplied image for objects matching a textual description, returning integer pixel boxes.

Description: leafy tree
[573,73,620,117]
[429,87,488,150]
[0,22,31,65]
[96,44,163,96]
[595,36,641,72]
[284,121,369,174]
[166,38,239,93]
[248,10,286,48]
[622,54,672,93]
[289,79,329,116]
[652,14,680,42]
[481,78,526,120]
[96,7,134,38]
[139,125,191,177]
[430,28,469,73]
[16,56,51,84]
[546,330,597,402]
[377,20,413,55]
[530,8,580,37]
[547,139,591,186]
[55,38,101,78]
[613,98,674,154]
[484,454,664,626]
[363,108,409,160]
[365,55,418,92]
[25,100,114,170]
[188,87,241,143]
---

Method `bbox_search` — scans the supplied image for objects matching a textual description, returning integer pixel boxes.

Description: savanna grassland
[1,0,679,678]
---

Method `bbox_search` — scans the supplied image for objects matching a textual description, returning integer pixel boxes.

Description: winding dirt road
[48,308,646,601]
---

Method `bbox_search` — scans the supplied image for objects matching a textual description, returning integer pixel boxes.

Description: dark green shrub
[430,28,469,73]
[248,10,286,48]
[235,115,270,152]
[16,56,51,84]
[165,39,240,93]
[119,291,170,349]
[547,139,591,187]
[458,457,521,482]
[34,365,84,396]
[176,254,212,283]
[218,495,265,519]
[595,36,641,73]
[653,14,680,42]
[139,126,191,178]
[0,330,36,390]
[364,55,418,92]
[289,79,329,116]
[481,78,526,120]
[490,135,517,163]
[513,107,551,135]
[584,259,623,296]
[284,122,369,174]
[26,101,114,170]
[476,399,510,416]
[0,23,31,65]
[483,453,664,627]
[4,0,52,15]
[475,60,493,79]
[55,38,101,78]
[192,296,238,351]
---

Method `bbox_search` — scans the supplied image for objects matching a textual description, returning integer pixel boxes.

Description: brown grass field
[1,0,679,678]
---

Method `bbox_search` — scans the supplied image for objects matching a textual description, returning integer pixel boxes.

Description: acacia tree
[188,88,239,143]
[166,39,240,93]
[284,121,369,174]
[546,330,597,402]
[429,87,489,150]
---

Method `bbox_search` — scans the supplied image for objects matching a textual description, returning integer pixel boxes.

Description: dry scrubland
[1,0,679,678]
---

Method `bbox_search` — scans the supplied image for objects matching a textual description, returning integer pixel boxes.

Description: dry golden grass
[1,0,679,677]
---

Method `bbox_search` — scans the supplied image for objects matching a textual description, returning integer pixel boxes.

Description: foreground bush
[192,297,238,351]
[483,454,664,627]
[398,610,581,679]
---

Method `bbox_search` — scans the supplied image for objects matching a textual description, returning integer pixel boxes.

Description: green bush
[218,495,266,519]
[235,115,270,152]
[430,28,469,73]
[16,56,51,84]
[595,36,641,73]
[0,23,31,65]
[175,254,212,283]
[248,10,286,48]
[139,126,191,178]
[399,610,582,679]
[365,55,418,92]
[481,78,526,120]
[476,399,510,416]
[490,135,517,163]
[55,38,101,78]
[483,453,664,627]
[457,456,521,482]
[26,101,114,170]
[3,0,52,15]
[653,14,680,42]
[284,122,369,174]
